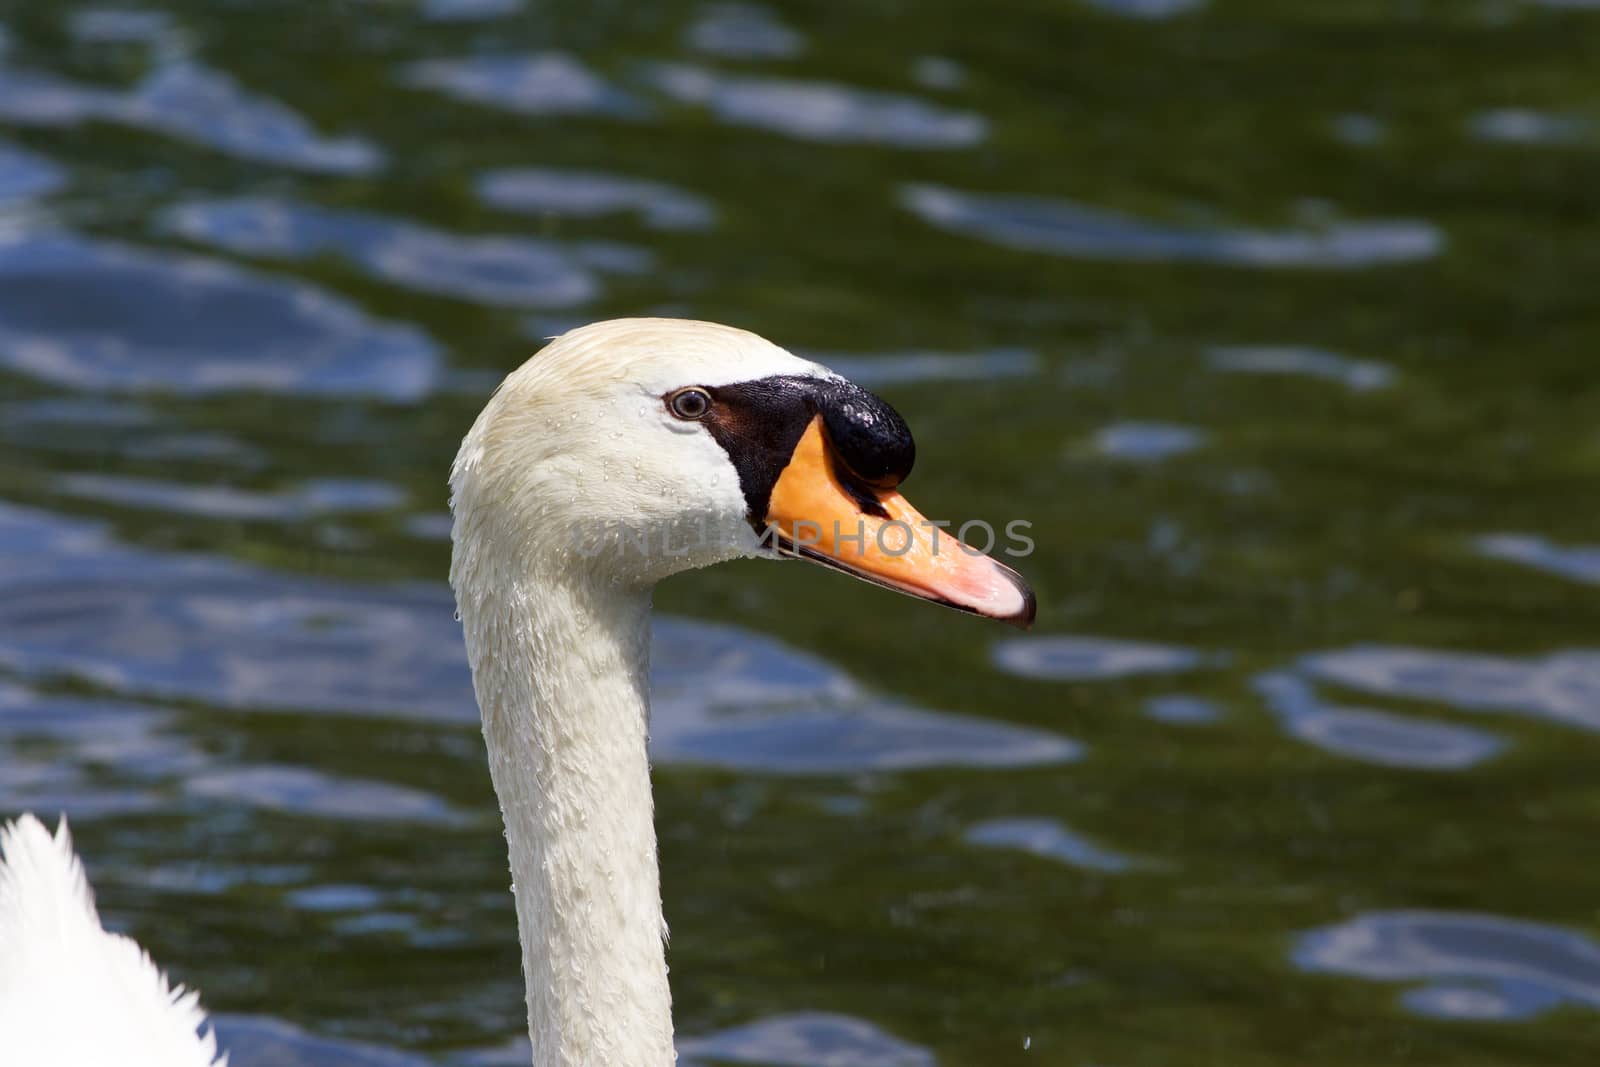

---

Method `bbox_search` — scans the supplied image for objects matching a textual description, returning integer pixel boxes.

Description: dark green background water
[1,1,1598,1064]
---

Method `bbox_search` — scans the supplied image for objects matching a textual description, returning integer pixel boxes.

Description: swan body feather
[0,814,224,1067]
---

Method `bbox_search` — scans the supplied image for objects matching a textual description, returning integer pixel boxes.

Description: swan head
[451,318,1033,626]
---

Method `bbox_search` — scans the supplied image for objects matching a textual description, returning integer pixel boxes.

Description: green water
[1,1,1599,1064]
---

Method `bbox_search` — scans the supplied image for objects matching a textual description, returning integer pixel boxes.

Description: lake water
[2,2,1598,1064]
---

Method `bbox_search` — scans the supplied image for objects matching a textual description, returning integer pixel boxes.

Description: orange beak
[762,418,1035,628]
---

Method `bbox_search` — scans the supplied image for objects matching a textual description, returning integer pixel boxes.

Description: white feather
[0,814,225,1067]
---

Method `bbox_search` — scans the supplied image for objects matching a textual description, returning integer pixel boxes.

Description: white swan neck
[464,572,674,1067]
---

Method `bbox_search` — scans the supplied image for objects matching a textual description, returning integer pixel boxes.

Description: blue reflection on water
[287,884,387,912]
[685,3,805,60]
[1299,645,1600,731]
[69,9,179,44]
[162,197,636,309]
[420,0,524,21]
[0,62,381,174]
[1206,346,1395,391]
[1296,911,1600,1021]
[1143,694,1220,725]
[0,142,64,203]
[966,817,1140,873]
[216,1016,435,1067]
[901,183,1441,267]
[652,619,1081,771]
[0,233,438,397]
[57,474,404,522]
[401,53,642,117]
[678,1012,937,1067]
[459,1012,936,1067]
[1470,109,1590,145]
[993,634,1206,681]
[1082,0,1203,16]
[1093,421,1205,462]
[186,765,463,824]
[0,688,195,817]
[1254,672,1504,770]
[477,168,715,230]
[650,65,986,147]
[0,503,1077,774]
[814,348,1038,388]
[1477,533,1600,586]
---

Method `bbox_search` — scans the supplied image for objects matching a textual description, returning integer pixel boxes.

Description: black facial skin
[666,375,916,533]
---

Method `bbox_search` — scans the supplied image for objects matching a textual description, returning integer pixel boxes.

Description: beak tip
[986,559,1037,630]
[998,566,1036,627]
[1012,583,1037,630]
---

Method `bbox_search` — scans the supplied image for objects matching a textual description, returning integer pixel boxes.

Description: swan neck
[463,569,673,1067]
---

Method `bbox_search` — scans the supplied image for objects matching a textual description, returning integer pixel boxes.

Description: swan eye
[668,387,712,420]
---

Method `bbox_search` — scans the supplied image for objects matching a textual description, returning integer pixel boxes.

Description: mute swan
[0,318,1033,1067]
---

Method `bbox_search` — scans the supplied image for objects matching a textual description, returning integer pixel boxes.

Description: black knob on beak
[812,380,916,491]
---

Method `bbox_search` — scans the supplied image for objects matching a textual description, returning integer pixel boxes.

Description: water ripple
[811,347,1038,388]
[1470,109,1589,145]
[993,634,1206,681]
[58,474,405,523]
[1206,346,1395,391]
[685,3,805,59]
[0,232,437,398]
[652,619,1080,772]
[186,765,462,824]
[477,167,715,230]
[69,8,182,49]
[1083,0,1203,16]
[286,884,386,912]
[1477,533,1600,585]
[1255,672,1504,770]
[901,184,1441,267]
[163,197,626,308]
[1296,910,1600,1021]
[462,1012,936,1067]
[0,689,201,818]
[216,1016,434,1067]
[1093,421,1205,462]
[401,52,641,117]
[420,0,525,21]
[679,1013,937,1067]
[0,502,1077,773]
[1300,646,1600,731]
[966,817,1140,873]
[651,64,986,147]
[0,62,382,175]
[1143,694,1221,724]
[0,142,65,203]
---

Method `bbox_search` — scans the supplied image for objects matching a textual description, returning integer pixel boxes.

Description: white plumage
[0,814,224,1067]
